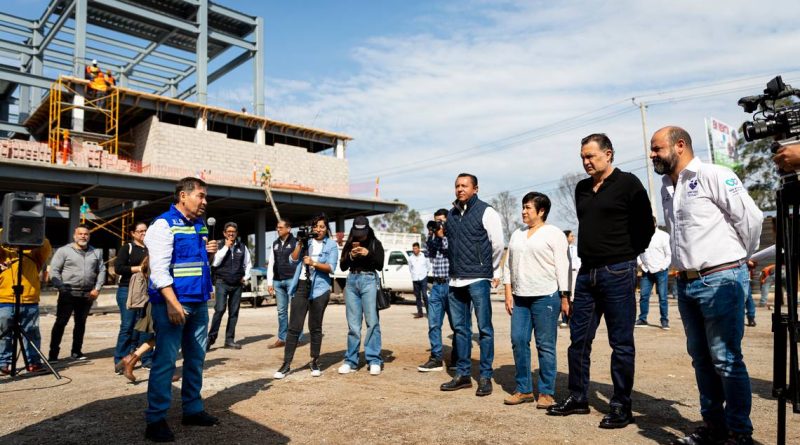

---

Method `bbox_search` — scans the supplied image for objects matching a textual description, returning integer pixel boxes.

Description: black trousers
[49,292,94,358]
[208,280,243,344]
[284,280,330,364]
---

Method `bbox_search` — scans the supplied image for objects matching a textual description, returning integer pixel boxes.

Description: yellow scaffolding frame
[47,75,120,163]
[81,207,135,243]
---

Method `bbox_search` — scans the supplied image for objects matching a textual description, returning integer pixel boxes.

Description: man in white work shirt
[635,219,672,330]
[408,242,430,318]
[651,126,762,445]
[439,173,505,397]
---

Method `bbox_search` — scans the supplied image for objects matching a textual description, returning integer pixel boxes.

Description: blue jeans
[145,302,208,424]
[208,281,243,344]
[113,286,152,366]
[449,279,494,379]
[744,284,756,319]
[427,282,457,360]
[511,292,560,395]
[344,273,382,366]
[639,269,669,324]
[677,263,752,434]
[0,304,41,366]
[413,279,428,314]
[759,275,773,306]
[273,278,292,342]
[568,260,636,408]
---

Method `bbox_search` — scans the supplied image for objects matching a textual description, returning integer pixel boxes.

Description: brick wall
[130,117,350,195]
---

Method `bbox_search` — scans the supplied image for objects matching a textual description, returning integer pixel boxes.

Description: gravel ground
[1,296,797,445]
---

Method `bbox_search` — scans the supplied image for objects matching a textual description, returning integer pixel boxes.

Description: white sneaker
[338,363,355,374]
[273,369,287,379]
[369,364,381,376]
[273,363,290,379]
[311,368,322,377]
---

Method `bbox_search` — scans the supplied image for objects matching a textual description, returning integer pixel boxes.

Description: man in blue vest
[208,221,252,350]
[440,173,505,397]
[143,177,218,442]
[266,218,298,349]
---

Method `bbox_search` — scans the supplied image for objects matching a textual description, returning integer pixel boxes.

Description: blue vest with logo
[148,204,213,303]
[272,235,298,281]
[446,195,493,279]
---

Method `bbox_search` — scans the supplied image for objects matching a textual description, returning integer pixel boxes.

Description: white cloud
[212,0,799,227]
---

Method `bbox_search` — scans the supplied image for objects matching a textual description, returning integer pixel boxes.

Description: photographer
[773,142,800,172]
[48,224,106,362]
[0,235,52,374]
[418,209,459,372]
[273,214,338,379]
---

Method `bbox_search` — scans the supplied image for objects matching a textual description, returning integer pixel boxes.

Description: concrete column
[255,208,267,267]
[120,73,128,88]
[73,94,85,133]
[255,127,265,145]
[68,195,81,236]
[335,140,346,159]
[196,115,206,131]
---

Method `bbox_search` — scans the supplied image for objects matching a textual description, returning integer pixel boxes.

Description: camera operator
[0,234,52,374]
[773,142,800,172]
[273,215,338,379]
[650,126,762,445]
[418,209,459,372]
[207,222,252,351]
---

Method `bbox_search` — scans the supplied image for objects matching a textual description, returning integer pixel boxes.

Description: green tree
[372,201,425,234]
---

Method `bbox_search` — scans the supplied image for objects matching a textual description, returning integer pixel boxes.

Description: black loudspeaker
[1,192,45,247]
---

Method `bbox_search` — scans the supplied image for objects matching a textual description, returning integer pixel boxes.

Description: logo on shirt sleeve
[687,178,700,198]
[724,177,744,196]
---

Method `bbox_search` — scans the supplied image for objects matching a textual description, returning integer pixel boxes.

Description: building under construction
[0,0,399,265]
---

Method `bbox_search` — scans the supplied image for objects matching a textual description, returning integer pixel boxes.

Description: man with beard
[547,133,653,429]
[651,126,762,445]
[143,177,219,442]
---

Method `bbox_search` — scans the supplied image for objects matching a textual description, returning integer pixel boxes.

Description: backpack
[126,270,149,309]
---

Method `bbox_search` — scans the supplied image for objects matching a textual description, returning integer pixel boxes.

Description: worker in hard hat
[105,70,116,88]
[85,59,99,81]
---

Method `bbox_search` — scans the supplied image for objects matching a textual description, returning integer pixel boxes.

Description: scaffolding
[47,76,119,164]
[80,203,135,243]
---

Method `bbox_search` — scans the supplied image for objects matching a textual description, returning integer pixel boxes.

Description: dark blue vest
[215,240,246,285]
[446,195,493,279]
[272,235,297,281]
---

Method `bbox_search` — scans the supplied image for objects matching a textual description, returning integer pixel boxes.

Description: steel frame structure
[0,0,264,137]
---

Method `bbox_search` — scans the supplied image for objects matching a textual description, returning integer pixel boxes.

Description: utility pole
[633,98,658,217]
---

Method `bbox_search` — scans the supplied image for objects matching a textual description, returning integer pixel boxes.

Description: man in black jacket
[547,134,654,429]
[208,222,251,350]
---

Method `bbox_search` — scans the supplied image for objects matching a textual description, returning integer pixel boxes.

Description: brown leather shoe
[268,340,286,349]
[537,394,555,409]
[122,353,140,382]
[503,392,535,405]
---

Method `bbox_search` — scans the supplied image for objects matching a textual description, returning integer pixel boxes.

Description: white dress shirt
[567,244,580,271]
[503,224,570,296]
[661,157,763,271]
[638,228,671,273]
[144,218,175,290]
[212,240,252,281]
[449,204,506,287]
[408,252,430,281]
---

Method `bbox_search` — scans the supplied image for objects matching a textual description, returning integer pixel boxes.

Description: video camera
[296,225,314,242]
[738,75,800,144]
[426,220,444,233]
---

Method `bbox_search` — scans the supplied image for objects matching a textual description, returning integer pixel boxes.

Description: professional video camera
[738,75,800,144]
[426,220,444,233]
[296,225,314,242]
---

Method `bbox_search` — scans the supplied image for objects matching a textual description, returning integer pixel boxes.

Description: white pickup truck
[333,231,422,300]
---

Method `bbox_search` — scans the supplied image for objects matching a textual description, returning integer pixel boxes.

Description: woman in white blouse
[502,192,570,408]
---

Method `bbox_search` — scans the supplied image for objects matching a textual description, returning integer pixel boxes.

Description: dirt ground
[1,295,798,445]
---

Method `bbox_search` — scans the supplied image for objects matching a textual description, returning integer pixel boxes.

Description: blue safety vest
[148,204,213,304]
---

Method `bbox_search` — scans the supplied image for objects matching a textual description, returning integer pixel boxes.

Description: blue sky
[6,0,800,229]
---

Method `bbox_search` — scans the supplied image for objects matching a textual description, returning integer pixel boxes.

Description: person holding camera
[208,221,252,351]
[266,218,298,349]
[650,127,762,445]
[143,177,218,442]
[0,236,52,374]
[408,242,430,319]
[418,208,460,372]
[273,214,338,379]
[48,224,106,363]
[440,173,505,397]
[338,216,385,376]
[773,142,800,172]
[113,221,151,372]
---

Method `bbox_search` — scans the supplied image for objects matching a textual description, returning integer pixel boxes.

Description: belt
[432,277,448,284]
[678,260,744,281]
[349,270,374,274]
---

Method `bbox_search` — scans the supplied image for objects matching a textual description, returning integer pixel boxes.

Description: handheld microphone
[207,217,216,242]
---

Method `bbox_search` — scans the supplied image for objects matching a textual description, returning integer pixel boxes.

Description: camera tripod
[0,247,61,380]
[773,176,799,445]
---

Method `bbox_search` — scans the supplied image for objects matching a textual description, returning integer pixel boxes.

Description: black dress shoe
[599,405,634,429]
[182,410,220,426]
[145,419,175,442]
[224,342,242,350]
[475,377,493,396]
[671,423,729,445]
[546,395,590,416]
[440,375,472,391]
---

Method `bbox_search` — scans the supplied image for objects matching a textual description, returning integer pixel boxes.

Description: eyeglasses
[134,229,147,233]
